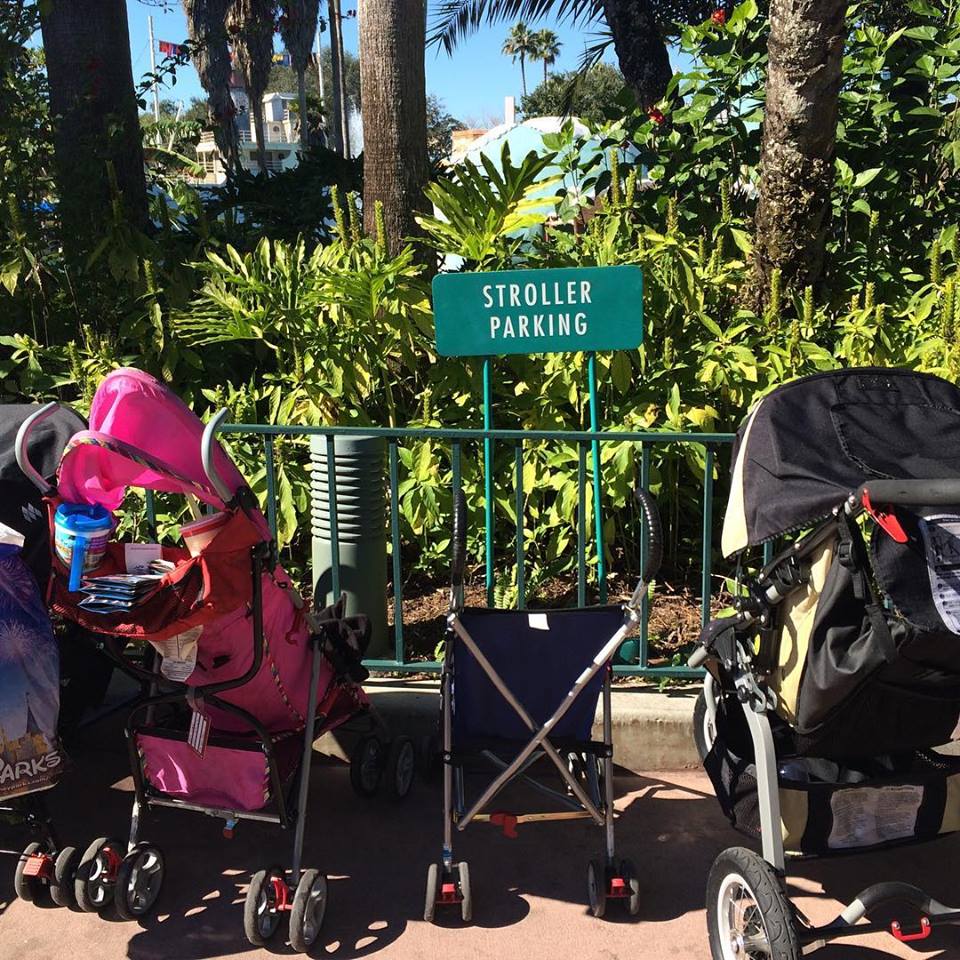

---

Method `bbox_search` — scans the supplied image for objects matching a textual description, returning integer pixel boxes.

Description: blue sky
[125,0,620,124]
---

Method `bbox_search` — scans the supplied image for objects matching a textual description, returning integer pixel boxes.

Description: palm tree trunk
[752,0,846,303]
[297,68,309,148]
[39,0,147,266]
[327,0,345,155]
[251,97,268,172]
[520,54,527,96]
[543,60,547,84]
[359,0,429,253]
[602,0,672,109]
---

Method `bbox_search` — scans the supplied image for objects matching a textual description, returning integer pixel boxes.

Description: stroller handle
[201,408,235,505]
[16,401,60,495]
[628,487,663,610]
[857,478,960,507]
[451,487,467,590]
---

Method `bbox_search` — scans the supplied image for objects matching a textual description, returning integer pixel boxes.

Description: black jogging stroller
[0,401,109,906]
[423,486,662,922]
[690,368,960,958]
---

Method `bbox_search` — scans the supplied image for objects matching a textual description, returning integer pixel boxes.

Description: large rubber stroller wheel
[350,736,383,798]
[14,842,47,903]
[244,865,286,946]
[115,843,165,920]
[50,845,79,907]
[693,688,718,763]
[707,847,800,960]
[385,736,416,800]
[289,868,328,952]
[74,836,122,913]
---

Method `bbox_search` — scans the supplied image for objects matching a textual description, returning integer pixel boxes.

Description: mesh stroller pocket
[705,731,960,857]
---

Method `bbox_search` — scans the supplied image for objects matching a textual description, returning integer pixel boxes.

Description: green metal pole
[483,357,494,607]
[388,440,404,663]
[587,352,606,602]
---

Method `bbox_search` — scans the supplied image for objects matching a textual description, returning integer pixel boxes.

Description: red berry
[648,108,666,125]
[711,9,727,24]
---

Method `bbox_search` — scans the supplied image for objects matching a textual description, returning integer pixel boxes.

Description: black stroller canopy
[722,368,960,556]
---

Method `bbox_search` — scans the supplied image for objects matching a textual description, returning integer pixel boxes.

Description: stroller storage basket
[704,700,960,857]
[137,730,303,813]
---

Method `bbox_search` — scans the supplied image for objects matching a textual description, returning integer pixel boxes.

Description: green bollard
[310,435,388,657]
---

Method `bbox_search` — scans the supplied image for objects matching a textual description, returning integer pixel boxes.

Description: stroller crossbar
[424,486,664,923]
[454,614,633,830]
[449,613,609,828]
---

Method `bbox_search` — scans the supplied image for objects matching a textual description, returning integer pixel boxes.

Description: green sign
[433,265,643,357]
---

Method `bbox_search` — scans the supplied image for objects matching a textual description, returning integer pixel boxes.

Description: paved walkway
[3,713,960,960]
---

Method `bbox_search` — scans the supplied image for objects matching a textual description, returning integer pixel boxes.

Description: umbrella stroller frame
[424,487,662,922]
[691,479,960,956]
[16,397,413,951]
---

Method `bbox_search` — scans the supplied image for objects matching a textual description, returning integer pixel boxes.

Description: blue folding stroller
[423,487,662,921]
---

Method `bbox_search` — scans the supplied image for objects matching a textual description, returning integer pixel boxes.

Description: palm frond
[428,0,602,53]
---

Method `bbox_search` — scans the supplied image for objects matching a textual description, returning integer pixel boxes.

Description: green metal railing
[219,423,737,678]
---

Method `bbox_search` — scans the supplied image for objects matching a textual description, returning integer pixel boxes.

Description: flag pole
[148,15,160,121]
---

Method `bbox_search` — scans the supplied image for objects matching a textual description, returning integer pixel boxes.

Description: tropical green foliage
[3,0,960,623]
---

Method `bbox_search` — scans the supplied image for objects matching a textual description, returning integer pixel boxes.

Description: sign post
[433,265,643,607]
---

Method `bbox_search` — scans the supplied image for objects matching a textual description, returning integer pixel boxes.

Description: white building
[195,87,302,183]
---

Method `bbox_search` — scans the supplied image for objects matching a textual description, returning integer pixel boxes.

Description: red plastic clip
[891,917,931,942]
[21,853,53,880]
[439,881,461,904]
[861,489,908,543]
[490,812,519,839]
[271,875,291,912]
[608,877,627,898]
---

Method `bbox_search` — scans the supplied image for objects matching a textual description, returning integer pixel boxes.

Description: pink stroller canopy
[57,368,249,513]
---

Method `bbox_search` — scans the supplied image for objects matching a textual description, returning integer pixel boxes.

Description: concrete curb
[355,678,703,772]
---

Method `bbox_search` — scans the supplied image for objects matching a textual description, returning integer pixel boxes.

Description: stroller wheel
[289,868,328,952]
[458,861,472,923]
[350,736,383,798]
[694,690,718,762]
[619,858,641,916]
[75,836,122,913]
[386,736,416,800]
[707,847,800,960]
[14,842,48,903]
[50,846,79,907]
[417,733,441,782]
[115,843,165,920]
[244,865,286,946]
[423,863,439,922]
[586,859,606,918]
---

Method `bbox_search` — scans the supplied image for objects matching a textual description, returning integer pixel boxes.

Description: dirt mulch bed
[387,572,729,665]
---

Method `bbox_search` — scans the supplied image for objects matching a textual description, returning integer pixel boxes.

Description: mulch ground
[387,571,728,667]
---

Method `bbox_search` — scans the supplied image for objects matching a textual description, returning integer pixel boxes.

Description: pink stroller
[16,368,414,951]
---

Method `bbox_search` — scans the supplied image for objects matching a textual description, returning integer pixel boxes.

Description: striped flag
[158,40,188,57]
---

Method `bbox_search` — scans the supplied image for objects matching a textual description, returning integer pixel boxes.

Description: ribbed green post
[325,434,341,599]
[514,441,525,608]
[483,357,494,607]
[145,490,156,538]
[587,352,606,601]
[264,437,278,541]
[389,440,404,663]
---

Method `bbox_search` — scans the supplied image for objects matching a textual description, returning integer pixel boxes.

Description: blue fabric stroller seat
[452,606,623,745]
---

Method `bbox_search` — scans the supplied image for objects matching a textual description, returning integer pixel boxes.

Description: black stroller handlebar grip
[857,478,960,506]
[451,488,467,589]
[635,486,663,585]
